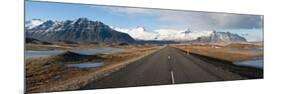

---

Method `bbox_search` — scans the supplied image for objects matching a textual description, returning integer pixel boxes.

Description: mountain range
[25,18,247,44]
[25,18,135,43]
[193,30,247,43]
[113,27,247,43]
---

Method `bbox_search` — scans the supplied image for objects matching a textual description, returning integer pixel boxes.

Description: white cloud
[105,6,263,42]
[111,26,158,40]
[111,7,155,15]
[104,6,263,30]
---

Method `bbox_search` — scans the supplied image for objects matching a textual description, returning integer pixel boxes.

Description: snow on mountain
[25,18,135,43]
[111,26,158,40]
[154,29,213,41]
[25,18,249,43]
[25,19,44,29]
[184,30,214,40]
[153,29,184,41]
[194,31,247,43]
[112,26,213,41]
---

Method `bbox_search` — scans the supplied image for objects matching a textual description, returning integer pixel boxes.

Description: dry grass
[174,44,263,62]
[25,52,105,92]
[225,43,263,49]
[26,45,161,93]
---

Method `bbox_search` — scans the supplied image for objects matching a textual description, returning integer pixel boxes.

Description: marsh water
[228,48,263,69]
[234,57,263,69]
[66,62,105,69]
[25,50,64,58]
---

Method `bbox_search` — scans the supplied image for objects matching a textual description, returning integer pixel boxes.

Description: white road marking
[171,71,175,84]
[168,55,174,83]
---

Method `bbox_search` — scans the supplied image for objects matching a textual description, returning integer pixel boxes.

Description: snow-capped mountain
[25,18,247,43]
[154,29,213,41]
[25,18,135,43]
[194,30,247,43]
[25,19,44,29]
[112,27,212,41]
[114,26,245,42]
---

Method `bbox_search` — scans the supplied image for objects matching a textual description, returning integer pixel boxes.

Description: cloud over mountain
[104,7,263,30]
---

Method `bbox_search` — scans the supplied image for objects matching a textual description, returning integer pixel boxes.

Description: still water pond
[234,57,263,69]
[25,50,64,58]
[66,62,105,69]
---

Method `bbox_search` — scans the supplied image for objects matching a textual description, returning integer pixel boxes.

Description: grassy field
[25,44,161,93]
[174,43,263,62]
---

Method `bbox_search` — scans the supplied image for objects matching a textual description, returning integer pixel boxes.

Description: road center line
[171,71,175,84]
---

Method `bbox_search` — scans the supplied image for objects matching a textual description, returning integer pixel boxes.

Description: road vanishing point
[81,46,243,89]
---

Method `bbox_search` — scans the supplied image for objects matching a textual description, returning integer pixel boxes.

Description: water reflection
[234,57,263,69]
[66,62,105,69]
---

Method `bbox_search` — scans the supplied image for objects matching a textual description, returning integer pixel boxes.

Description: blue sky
[25,1,162,30]
[25,1,263,31]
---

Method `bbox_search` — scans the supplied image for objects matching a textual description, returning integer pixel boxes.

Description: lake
[234,57,263,69]
[226,47,263,69]
[25,50,64,58]
[66,62,105,69]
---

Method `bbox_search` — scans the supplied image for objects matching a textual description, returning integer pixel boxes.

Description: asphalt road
[81,46,244,90]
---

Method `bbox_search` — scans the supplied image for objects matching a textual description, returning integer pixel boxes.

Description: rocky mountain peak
[25,18,135,43]
[194,31,247,43]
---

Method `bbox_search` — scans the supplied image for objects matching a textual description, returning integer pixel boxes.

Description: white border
[1,0,281,94]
